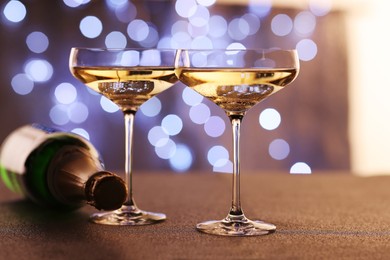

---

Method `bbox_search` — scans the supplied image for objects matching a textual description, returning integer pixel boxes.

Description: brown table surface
[1,171,390,259]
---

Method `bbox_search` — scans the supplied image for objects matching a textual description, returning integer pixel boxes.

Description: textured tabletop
[1,172,390,259]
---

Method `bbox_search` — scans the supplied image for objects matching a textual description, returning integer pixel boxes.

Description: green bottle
[0,124,127,211]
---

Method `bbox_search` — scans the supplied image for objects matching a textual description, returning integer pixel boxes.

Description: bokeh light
[228,18,250,41]
[49,104,70,125]
[71,128,90,140]
[127,19,149,41]
[79,16,103,39]
[208,15,228,38]
[204,116,225,137]
[207,145,229,167]
[290,162,312,174]
[114,1,137,23]
[259,108,281,130]
[294,11,316,36]
[162,114,183,136]
[3,0,26,23]
[182,88,204,106]
[54,82,77,105]
[271,14,293,36]
[100,96,119,113]
[68,102,89,123]
[269,138,290,160]
[175,0,197,18]
[105,31,127,48]
[24,59,53,82]
[26,32,49,53]
[11,74,34,95]
[155,139,176,159]
[140,97,162,117]
[189,103,211,124]
[296,39,318,61]
[248,0,272,18]
[309,0,332,17]
[148,126,169,147]
[169,144,193,172]
[63,0,90,8]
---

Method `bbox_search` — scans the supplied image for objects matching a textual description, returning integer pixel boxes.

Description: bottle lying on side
[0,124,127,211]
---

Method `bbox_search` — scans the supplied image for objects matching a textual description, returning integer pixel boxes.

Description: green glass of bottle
[0,124,127,214]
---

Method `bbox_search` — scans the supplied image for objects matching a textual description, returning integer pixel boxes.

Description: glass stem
[124,111,136,207]
[229,114,244,218]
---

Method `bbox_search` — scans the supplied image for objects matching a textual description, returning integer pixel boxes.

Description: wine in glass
[70,48,178,225]
[175,49,299,236]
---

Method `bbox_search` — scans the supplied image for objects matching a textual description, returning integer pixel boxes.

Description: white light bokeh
[169,144,193,172]
[162,114,183,136]
[188,23,209,38]
[148,126,170,147]
[182,87,203,106]
[105,0,127,9]
[140,49,162,66]
[227,42,246,50]
[294,11,316,36]
[269,139,290,160]
[189,103,211,124]
[296,39,318,61]
[309,0,332,17]
[191,36,213,49]
[71,128,90,140]
[213,160,233,173]
[105,31,127,48]
[228,18,250,41]
[207,145,229,167]
[119,50,140,66]
[26,31,49,53]
[140,97,162,117]
[188,5,210,27]
[139,26,159,48]
[24,59,53,82]
[271,14,293,36]
[127,19,149,41]
[290,162,312,174]
[49,104,70,125]
[155,139,176,159]
[204,116,226,137]
[11,73,34,95]
[248,0,272,18]
[63,0,90,8]
[79,16,103,39]
[68,102,89,123]
[3,0,26,23]
[114,1,137,23]
[242,13,261,35]
[175,0,197,18]
[259,108,281,130]
[100,96,119,113]
[54,82,77,105]
[208,15,228,38]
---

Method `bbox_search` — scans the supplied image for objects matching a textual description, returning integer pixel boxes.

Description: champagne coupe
[69,48,178,225]
[175,49,299,236]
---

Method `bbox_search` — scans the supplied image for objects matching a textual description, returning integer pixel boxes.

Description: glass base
[89,205,166,226]
[196,215,276,236]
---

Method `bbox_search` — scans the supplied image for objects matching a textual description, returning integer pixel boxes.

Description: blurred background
[0,0,387,176]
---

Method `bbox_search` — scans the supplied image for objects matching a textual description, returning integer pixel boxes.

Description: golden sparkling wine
[71,66,177,112]
[176,68,297,115]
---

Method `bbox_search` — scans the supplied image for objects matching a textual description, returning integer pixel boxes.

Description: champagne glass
[69,48,178,225]
[175,49,299,236]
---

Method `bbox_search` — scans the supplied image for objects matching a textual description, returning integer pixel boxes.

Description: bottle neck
[47,145,127,210]
[47,144,105,208]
